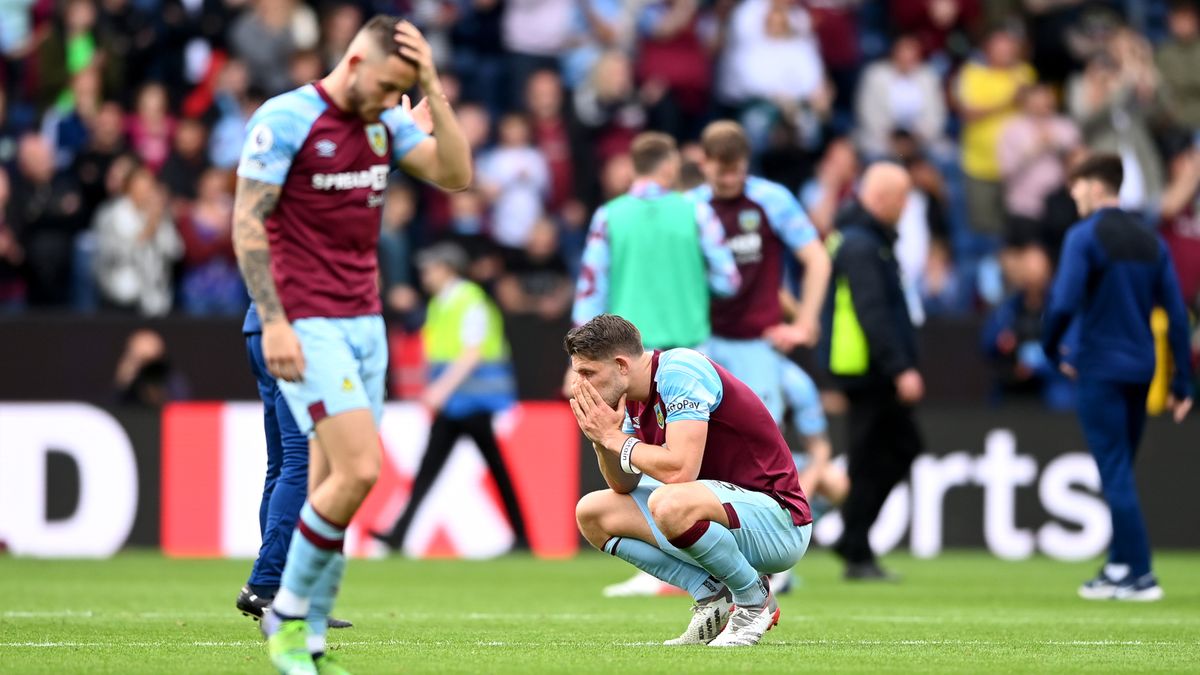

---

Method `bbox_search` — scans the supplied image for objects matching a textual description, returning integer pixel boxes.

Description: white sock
[272,587,310,618]
[307,634,326,656]
[1104,563,1130,581]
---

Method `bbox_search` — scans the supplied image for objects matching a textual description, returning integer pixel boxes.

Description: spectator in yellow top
[955,26,1036,238]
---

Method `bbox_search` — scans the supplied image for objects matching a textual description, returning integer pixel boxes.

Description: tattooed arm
[233,176,306,381]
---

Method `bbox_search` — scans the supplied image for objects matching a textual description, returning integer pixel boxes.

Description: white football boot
[663,586,734,645]
[707,589,780,648]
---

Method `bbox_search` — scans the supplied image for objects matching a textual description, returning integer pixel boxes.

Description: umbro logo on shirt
[315,139,337,158]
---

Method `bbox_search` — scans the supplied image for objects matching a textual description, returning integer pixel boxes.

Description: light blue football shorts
[630,478,812,575]
[701,336,784,425]
[276,315,388,434]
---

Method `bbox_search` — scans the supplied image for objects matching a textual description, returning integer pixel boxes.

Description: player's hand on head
[395,21,437,88]
[262,322,306,383]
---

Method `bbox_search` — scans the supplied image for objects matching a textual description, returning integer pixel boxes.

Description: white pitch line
[1,639,1195,649]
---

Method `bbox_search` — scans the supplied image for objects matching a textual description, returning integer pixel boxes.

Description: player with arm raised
[233,15,470,675]
[568,314,813,647]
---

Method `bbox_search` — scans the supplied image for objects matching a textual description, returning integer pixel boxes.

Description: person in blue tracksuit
[235,301,351,629]
[1043,154,1193,602]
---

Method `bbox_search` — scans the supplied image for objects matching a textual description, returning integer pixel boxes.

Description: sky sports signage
[0,403,1196,557]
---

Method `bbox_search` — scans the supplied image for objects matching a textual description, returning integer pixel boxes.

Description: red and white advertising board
[161,402,579,560]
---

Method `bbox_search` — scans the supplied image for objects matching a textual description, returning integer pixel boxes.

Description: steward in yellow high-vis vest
[372,242,529,553]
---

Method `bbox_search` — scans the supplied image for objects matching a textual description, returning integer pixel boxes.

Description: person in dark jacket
[820,162,923,581]
[1043,154,1193,602]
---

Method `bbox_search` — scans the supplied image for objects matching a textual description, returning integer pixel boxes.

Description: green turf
[1,550,1198,673]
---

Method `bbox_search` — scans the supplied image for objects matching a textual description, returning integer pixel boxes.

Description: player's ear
[614,355,630,376]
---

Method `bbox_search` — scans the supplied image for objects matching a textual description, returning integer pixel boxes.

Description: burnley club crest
[366,124,388,157]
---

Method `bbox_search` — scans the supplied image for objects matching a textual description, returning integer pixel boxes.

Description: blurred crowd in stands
[1,0,1199,408]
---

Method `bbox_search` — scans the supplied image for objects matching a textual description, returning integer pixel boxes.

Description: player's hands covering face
[569,378,626,449]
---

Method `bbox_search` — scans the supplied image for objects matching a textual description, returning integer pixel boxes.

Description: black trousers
[382,411,530,549]
[835,386,923,564]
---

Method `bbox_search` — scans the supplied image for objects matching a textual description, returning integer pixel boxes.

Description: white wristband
[620,437,642,475]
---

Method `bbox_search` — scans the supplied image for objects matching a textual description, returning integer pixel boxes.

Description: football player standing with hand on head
[233,15,471,675]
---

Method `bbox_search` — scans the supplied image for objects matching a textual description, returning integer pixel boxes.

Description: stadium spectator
[1157,0,1200,132]
[634,0,711,140]
[888,0,982,65]
[802,137,860,236]
[10,133,85,306]
[33,0,118,114]
[1160,144,1200,311]
[562,0,633,90]
[982,239,1074,410]
[72,103,126,219]
[954,26,1035,239]
[448,0,506,115]
[854,34,948,160]
[41,64,102,170]
[1038,145,1089,263]
[90,163,181,316]
[379,179,421,317]
[573,50,646,167]
[177,168,243,316]
[113,328,189,407]
[1022,0,1116,87]
[0,0,35,95]
[0,88,36,168]
[209,81,266,170]
[503,0,574,105]
[821,162,923,581]
[228,0,319,97]
[476,112,550,249]
[125,82,174,173]
[94,0,159,103]
[1067,29,1165,213]
[160,118,210,203]
[525,68,591,221]
[997,83,1081,222]
[495,216,573,319]
[0,166,25,310]
[717,0,829,154]
[319,2,363,71]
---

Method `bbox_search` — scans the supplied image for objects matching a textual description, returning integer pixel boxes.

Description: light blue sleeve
[656,350,724,424]
[686,184,714,203]
[236,100,312,186]
[622,410,635,434]
[749,177,818,251]
[380,105,431,165]
[694,200,740,298]
[779,357,826,437]
[572,206,610,325]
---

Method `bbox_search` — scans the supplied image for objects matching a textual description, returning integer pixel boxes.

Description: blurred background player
[571,131,739,351]
[371,241,528,553]
[232,15,471,675]
[569,314,812,648]
[820,162,924,582]
[692,120,831,398]
[1042,154,1193,602]
[770,353,848,594]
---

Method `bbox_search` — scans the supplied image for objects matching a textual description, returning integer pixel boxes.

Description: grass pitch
[1,550,1198,673]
